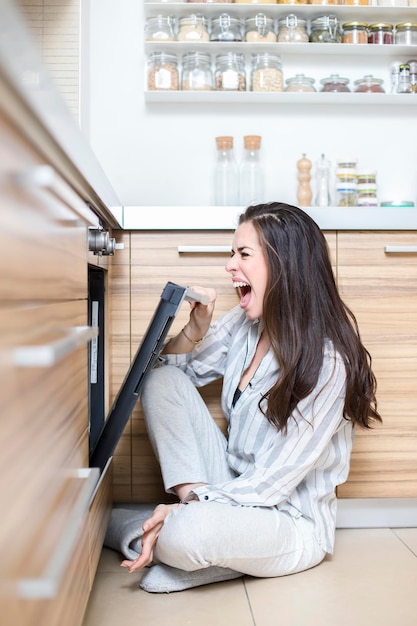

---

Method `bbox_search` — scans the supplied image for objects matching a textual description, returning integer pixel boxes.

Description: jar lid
[251,52,282,65]
[148,51,178,65]
[244,135,262,150]
[216,136,234,150]
[320,74,349,85]
[245,13,274,27]
[396,23,417,29]
[215,52,245,62]
[285,74,315,85]
[354,75,384,86]
[368,23,393,30]
[342,22,368,28]
[311,15,339,26]
[278,14,307,27]
[182,51,212,63]
[179,14,208,26]
[212,13,241,27]
[380,200,415,208]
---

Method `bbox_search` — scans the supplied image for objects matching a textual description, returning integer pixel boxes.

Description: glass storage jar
[320,74,351,92]
[178,14,209,42]
[310,15,341,43]
[214,52,246,91]
[342,22,368,44]
[343,0,369,5]
[251,53,283,92]
[309,0,339,4]
[335,159,357,207]
[277,15,309,43]
[145,15,177,42]
[181,52,213,91]
[407,59,417,93]
[284,74,316,92]
[147,52,179,91]
[368,23,394,44]
[354,75,385,93]
[210,14,242,42]
[235,0,276,4]
[245,14,276,42]
[394,23,417,45]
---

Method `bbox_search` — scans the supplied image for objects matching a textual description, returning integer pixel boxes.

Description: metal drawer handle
[18,467,100,599]
[14,165,98,226]
[177,246,230,254]
[12,325,98,367]
[384,246,417,254]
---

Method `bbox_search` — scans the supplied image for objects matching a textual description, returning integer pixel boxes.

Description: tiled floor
[83,528,417,626]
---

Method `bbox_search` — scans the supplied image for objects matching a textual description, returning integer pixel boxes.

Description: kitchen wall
[82,0,417,208]
[16,0,80,119]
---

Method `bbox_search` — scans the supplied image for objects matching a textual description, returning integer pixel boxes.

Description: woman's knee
[142,365,186,405]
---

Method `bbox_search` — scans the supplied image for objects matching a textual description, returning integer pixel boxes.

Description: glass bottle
[397,64,413,94]
[213,136,239,206]
[407,59,417,93]
[239,135,264,206]
[315,154,331,207]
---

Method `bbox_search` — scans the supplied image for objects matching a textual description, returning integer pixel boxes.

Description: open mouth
[234,281,252,308]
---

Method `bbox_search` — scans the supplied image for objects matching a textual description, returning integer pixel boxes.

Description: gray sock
[139,563,243,593]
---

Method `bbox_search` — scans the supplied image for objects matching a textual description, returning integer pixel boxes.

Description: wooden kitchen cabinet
[336,231,417,498]
[0,110,112,626]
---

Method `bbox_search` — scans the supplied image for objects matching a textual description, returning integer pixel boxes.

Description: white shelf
[144,90,415,103]
[144,3,417,23]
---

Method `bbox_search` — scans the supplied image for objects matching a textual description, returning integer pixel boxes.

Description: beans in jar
[368,23,393,45]
[320,74,351,92]
[342,22,368,44]
[215,52,246,91]
[147,52,179,91]
[245,14,276,43]
[354,75,385,93]
[277,14,309,43]
[251,53,283,92]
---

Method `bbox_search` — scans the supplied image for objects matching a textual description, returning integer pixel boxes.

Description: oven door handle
[12,325,98,367]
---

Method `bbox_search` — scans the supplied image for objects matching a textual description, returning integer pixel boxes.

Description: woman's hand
[187,285,217,339]
[120,503,180,573]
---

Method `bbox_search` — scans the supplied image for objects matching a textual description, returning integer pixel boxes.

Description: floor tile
[83,571,253,626]
[245,529,417,626]
[393,528,417,556]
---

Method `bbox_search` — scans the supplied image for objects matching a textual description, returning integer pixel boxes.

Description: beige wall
[16,0,80,119]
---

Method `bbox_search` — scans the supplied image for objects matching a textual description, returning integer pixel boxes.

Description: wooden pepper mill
[297,153,312,207]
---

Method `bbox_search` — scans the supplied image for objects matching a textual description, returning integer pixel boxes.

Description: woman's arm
[162,286,217,355]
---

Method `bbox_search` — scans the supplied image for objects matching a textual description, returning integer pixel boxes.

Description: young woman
[121,202,381,593]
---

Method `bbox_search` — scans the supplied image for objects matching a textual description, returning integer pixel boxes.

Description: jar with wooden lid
[342,22,368,44]
[245,14,276,42]
[284,74,316,92]
[320,74,350,92]
[354,75,385,93]
[310,15,342,43]
[178,14,209,42]
[214,52,246,91]
[368,23,393,44]
[181,52,213,91]
[277,14,309,43]
[210,13,242,42]
[251,53,283,92]
[145,15,177,42]
[147,52,179,91]
[394,23,417,45]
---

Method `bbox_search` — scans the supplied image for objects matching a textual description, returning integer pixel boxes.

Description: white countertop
[122,205,417,231]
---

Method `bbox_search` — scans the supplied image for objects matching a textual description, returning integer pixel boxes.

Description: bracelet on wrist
[181,327,203,345]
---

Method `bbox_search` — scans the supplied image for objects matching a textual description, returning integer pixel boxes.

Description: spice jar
[394,23,417,45]
[320,74,351,93]
[245,14,276,42]
[145,15,177,42]
[210,14,242,42]
[357,171,378,206]
[147,52,179,91]
[214,53,246,91]
[178,14,209,42]
[354,75,385,93]
[310,15,341,43]
[285,74,316,92]
[342,22,368,44]
[407,59,417,93]
[368,23,394,44]
[251,53,283,92]
[181,52,213,91]
[335,159,357,207]
[277,15,309,43]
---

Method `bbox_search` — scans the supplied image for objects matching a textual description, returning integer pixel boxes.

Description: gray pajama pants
[141,365,326,578]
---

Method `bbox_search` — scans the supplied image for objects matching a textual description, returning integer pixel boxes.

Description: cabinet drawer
[0,300,96,573]
[0,116,97,302]
[89,461,113,588]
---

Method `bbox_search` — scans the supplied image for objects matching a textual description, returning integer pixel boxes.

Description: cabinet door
[337,231,417,498]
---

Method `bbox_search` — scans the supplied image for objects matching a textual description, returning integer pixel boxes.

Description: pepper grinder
[297,153,312,207]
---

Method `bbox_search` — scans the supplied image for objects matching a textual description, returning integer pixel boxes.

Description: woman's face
[225,221,269,320]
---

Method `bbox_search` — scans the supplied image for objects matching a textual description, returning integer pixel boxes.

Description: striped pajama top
[159,304,354,554]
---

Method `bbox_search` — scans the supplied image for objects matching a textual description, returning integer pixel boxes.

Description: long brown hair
[239,203,381,432]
